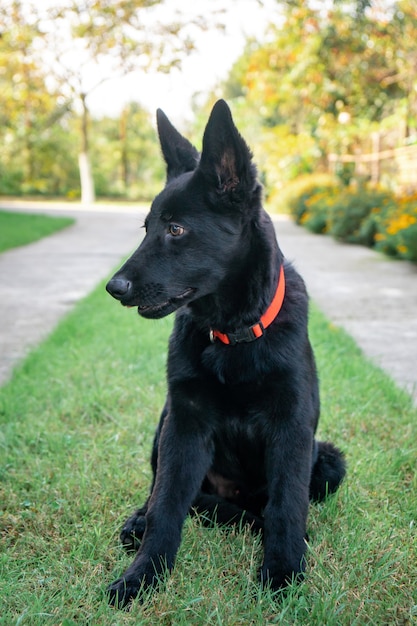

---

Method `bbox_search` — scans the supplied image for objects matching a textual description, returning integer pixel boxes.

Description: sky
[82,0,279,124]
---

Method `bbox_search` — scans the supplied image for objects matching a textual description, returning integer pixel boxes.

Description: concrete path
[0,201,146,385]
[0,201,416,405]
[275,215,417,404]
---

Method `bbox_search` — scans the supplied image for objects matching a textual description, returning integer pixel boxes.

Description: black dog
[106,100,345,608]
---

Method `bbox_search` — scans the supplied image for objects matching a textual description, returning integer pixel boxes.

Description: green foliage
[0,2,79,197]
[0,101,161,200]
[0,282,416,624]
[0,0,210,201]
[301,190,340,234]
[0,210,75,253]
[373,192,417,262]
[0,169,24,196]
[0,128,80,198]
[256,128,320,205]
[289,182,417,262]
[90,104,164,201]
[326,187,394,244]
[220,0,417,193]
[283,174,340,224]
[225,2,401,129]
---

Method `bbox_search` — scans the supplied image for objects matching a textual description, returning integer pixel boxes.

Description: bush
[288,181,417,264]
[0,167,24,195]
[275,173,339,222]
[327,187,395,245]
[300,188,340,233]
[374,193,417,262]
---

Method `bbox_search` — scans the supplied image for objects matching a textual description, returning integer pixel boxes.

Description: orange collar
[209,265,286,346]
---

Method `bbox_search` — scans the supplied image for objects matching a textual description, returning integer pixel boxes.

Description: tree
[89,103,163,200]
[2,0,214,202]
[0,1,74,194]
[220,0,413,189]
[385,0,417,139]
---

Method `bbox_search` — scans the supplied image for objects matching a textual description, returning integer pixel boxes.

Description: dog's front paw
[259,560,305,592]
[107,559,160,609]
[107,574,141,610]
[120,510,147,552]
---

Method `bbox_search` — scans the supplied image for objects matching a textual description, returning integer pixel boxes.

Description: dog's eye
[168,224,184,237]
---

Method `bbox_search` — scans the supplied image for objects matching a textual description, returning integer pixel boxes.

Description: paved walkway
[275,215,417,405]
[0,201,146,385]
[0,201,416,405]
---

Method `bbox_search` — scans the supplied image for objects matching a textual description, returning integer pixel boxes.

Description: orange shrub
[374,193,417,262]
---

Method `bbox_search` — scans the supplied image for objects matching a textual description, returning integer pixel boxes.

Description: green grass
[1,283,416,625]
[0,210,75,253]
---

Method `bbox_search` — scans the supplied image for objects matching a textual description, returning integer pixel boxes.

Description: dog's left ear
[156,109,200,181]
[199,99,255,197]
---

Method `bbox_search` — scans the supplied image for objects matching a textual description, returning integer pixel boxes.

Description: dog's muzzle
[106,276,131,301]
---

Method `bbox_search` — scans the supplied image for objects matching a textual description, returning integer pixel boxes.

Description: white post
[78,152,95,204]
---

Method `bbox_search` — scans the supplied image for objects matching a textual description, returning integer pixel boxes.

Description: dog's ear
[156,109,200,181]
[198,99,255,197]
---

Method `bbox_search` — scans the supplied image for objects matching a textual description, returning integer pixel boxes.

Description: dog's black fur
[106,100,346,608]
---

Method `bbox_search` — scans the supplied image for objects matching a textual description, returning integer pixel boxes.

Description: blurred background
[1,0,416,208]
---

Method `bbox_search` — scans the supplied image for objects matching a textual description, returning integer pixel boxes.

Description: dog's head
[106,100,263,319]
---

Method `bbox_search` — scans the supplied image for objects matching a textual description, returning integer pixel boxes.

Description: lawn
[0,279,416,625]
[0,210,75,253]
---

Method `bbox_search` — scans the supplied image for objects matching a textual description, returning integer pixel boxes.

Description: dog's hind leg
[309,440,346,501]
[191,492,264,533]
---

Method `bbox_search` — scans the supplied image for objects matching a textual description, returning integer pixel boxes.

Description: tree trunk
[79,93,95,204]
[370,132,380,186]
[79,152,95,204]
[120,106,129,190]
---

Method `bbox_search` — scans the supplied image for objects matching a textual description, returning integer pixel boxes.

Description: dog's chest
[201,341,272,386]
[210,395,270,479]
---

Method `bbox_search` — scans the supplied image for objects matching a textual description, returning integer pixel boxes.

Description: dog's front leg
[260,425,312,591]
[107,412,213,608]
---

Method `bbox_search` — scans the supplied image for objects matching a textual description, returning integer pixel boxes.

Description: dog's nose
[106,276,131,300]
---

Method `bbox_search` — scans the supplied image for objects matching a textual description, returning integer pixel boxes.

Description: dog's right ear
[156,109,200,181]
[198,100,256,202]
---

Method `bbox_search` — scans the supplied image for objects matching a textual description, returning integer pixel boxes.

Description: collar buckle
[225,323,263,345]
[210,322,264,345]
[209,265,286,347]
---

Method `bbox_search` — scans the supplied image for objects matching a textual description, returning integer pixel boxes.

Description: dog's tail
[309,440,346,502]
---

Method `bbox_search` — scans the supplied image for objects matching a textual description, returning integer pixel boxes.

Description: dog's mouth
[133,288,197,319]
